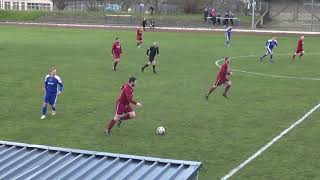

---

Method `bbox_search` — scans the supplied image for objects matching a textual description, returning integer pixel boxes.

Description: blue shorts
[44,93,57,106]
[267,47,273,54]
[226,35,231,41]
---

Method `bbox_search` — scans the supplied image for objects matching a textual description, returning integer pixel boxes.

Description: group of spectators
[203,8,235,27]
[142,17,155,31]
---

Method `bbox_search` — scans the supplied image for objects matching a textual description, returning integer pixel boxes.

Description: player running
[141,42,160,74]
[136,26,143,48]
[260,36,278,62]
[41,67,63,120]
[291,36,304,63]
[205,57,232,100]
[104,77,142,135]
[225,26,232,47]
[111,37,122,71]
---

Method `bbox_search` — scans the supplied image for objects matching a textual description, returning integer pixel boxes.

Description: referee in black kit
[141,42,160,74]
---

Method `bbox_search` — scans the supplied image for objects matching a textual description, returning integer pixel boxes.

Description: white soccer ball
[156,126,166,135]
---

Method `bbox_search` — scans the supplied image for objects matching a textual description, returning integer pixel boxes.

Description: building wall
[0,0,53,11]
[268,0,320,21]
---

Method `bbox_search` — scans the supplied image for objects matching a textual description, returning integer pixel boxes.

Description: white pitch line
[215,53,320,81]
[221,103,320,180]
[1,22,320,35]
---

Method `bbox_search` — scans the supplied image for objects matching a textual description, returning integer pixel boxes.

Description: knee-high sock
[113,61,119,69]
[224,85,231,94]
[142,64,149,69]
[42,106,47,115]
[107,119,116,131]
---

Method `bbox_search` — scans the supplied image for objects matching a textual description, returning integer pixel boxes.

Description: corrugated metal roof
[0,140,202,180]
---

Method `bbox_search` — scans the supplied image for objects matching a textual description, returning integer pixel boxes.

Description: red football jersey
[137,29,142,39]
[117,83,137,105]
[297,39,303,49]
[112,42,122,56]
[218,62,229,79]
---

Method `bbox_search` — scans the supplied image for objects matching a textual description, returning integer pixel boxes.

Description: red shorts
[115,102,133,116]
[113,53,121,60]
[137,37,142,41]
[296,48,304,54]
[214,77,229,87]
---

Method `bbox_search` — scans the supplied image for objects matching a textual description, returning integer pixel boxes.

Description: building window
[13,2,19,10]
[40,3,50,10]
[26,3,50,11]
[21,2,25,10]
[4,2,10,10]
[28,3,38,10]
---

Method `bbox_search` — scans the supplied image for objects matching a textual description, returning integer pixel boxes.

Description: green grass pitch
[1,26,320,179]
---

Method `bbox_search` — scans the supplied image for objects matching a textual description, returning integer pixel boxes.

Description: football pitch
[1,26,320,179]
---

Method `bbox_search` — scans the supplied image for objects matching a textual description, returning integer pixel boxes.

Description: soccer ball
[156,126,166,135]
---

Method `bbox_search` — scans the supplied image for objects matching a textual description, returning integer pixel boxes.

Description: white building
[0,0,53,11]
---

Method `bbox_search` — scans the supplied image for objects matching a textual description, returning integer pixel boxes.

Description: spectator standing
[217,12,221,25]
[203,8,209,22]
[223,11,230,27]
[211,8,216,26]
[230,12,235,26]
[142,18,147,31]
[149,6,154,15]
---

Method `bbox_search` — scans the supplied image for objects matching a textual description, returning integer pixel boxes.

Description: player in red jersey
[136,26,143,48]
[111,37,122,71]
[104,77,142,135]
[205,57,232,100]
[291,36,304,63]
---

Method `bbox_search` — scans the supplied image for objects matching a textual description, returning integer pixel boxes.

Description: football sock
[261,54,267,59]
[42,106,47,115]
[153,65,156,72]
[207,87,214,95]
[121,114,131,121]
[224,85,231,94]
[52,107,56,111]
[299,53,304,58]
[113,62,118,69]
[142,64,149,69]
[107,119,116,130]
[270,55,273,60]
[292,55,296,60]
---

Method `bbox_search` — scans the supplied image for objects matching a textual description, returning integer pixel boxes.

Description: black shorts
[149,57,155,62]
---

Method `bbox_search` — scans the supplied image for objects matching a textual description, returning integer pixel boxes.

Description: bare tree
[170,0,207,13]
[52,0,69,10]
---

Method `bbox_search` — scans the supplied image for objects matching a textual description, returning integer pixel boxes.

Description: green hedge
[0,10,49,21]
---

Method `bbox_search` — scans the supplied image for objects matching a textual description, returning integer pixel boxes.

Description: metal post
[311,0,314,31]
[252,0,255,29]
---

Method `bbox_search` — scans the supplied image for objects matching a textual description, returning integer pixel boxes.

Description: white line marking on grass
[215,53,320,81]
[221,103,320,180]
[2,22,320,35]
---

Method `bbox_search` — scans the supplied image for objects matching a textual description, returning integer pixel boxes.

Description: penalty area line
[221,103,320,180]
[214,53,320,81]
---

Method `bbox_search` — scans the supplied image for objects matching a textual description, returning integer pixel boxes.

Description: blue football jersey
[266,39,278,50]
[226,27,232,39]
[44,75,63,94]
